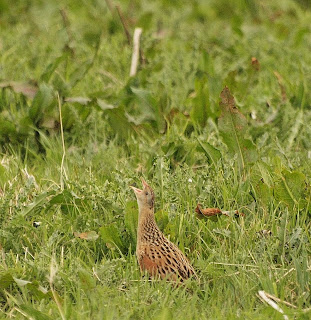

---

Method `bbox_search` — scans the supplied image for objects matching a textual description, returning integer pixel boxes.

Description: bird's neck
[138,206,155,226]
[137,206,158,241]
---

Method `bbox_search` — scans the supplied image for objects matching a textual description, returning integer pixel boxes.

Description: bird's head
[131,178,155,210]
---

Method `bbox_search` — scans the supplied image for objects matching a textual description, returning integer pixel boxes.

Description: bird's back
[131,179,197,283]
[137,217,197,282]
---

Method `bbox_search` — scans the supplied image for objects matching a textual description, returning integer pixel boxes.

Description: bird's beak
[141,177,149,188]
[130,178,149,195]
[130,185,142,195]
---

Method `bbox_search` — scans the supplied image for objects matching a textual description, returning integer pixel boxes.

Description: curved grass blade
[218,86,257,171]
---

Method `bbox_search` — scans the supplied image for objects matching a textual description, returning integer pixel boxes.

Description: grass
[1,0,311,318]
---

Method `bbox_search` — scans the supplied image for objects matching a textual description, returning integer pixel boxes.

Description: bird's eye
[145,192,149,195]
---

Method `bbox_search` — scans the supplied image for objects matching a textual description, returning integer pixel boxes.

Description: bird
[130,178,197,283]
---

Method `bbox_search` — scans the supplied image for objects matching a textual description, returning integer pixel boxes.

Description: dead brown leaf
[195,204,222,217]
[219,86,241,115]
[74,231,99,241]
[251,57,260,71]
[195,203,245,219]
[0,81,38,98]
[257,229,273,237]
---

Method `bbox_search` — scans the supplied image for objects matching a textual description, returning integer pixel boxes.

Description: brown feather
[133,181,197,282]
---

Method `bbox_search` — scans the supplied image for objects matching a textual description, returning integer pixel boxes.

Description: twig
[212,262,260,268]
[57,93,68,190]
[92,267,102,283]
[211,262,292,270]
[130,28,143,77]
[276,267,295,283]
[258,290,289,320]
[13,307,29,318]
[116,5,131,45]
[263,291,297,309]
[60,246,64,268]
[247,248,258,265]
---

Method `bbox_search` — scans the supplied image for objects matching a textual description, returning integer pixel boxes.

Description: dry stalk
[130,28,143,77]
[258,290,289,320]
[116,5,131,45]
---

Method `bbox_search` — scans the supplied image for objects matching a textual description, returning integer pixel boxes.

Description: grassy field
[1,0,311,318]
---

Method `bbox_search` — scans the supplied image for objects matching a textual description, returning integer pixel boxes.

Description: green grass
[1,0,311,318]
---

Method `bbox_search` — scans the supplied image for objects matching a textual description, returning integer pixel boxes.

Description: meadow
[0,0,311,318]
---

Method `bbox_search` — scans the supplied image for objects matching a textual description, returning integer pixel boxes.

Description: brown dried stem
[116,5,131,45]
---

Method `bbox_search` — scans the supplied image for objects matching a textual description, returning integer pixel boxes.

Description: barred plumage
[131,178,197,282]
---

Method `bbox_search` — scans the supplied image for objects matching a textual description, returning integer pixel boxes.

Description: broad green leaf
[99,224,124,251]
[256,161,274,187]
[250,161,274,205]
[40,54,68,83]
[274,170,306,208]
[61,103,91,130]
[190,80,209,128]
[131,87,165,132]
[218,86,257,171]
[199,51,215,76]
[21,190,56,216]
[52,73,70,96]
[70,59,93,88]
[106,107,134,138]
[49,190,79,205]
[197,139,221,166]
[252,180,271,206]
[0,118,16,136]
[124,201,138,245]
[198,51,223,101]
[131,88,158,116]
[48,190,82,214]
[0,272,14,289]
[29,84,54,123]
[189,78,210,128]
